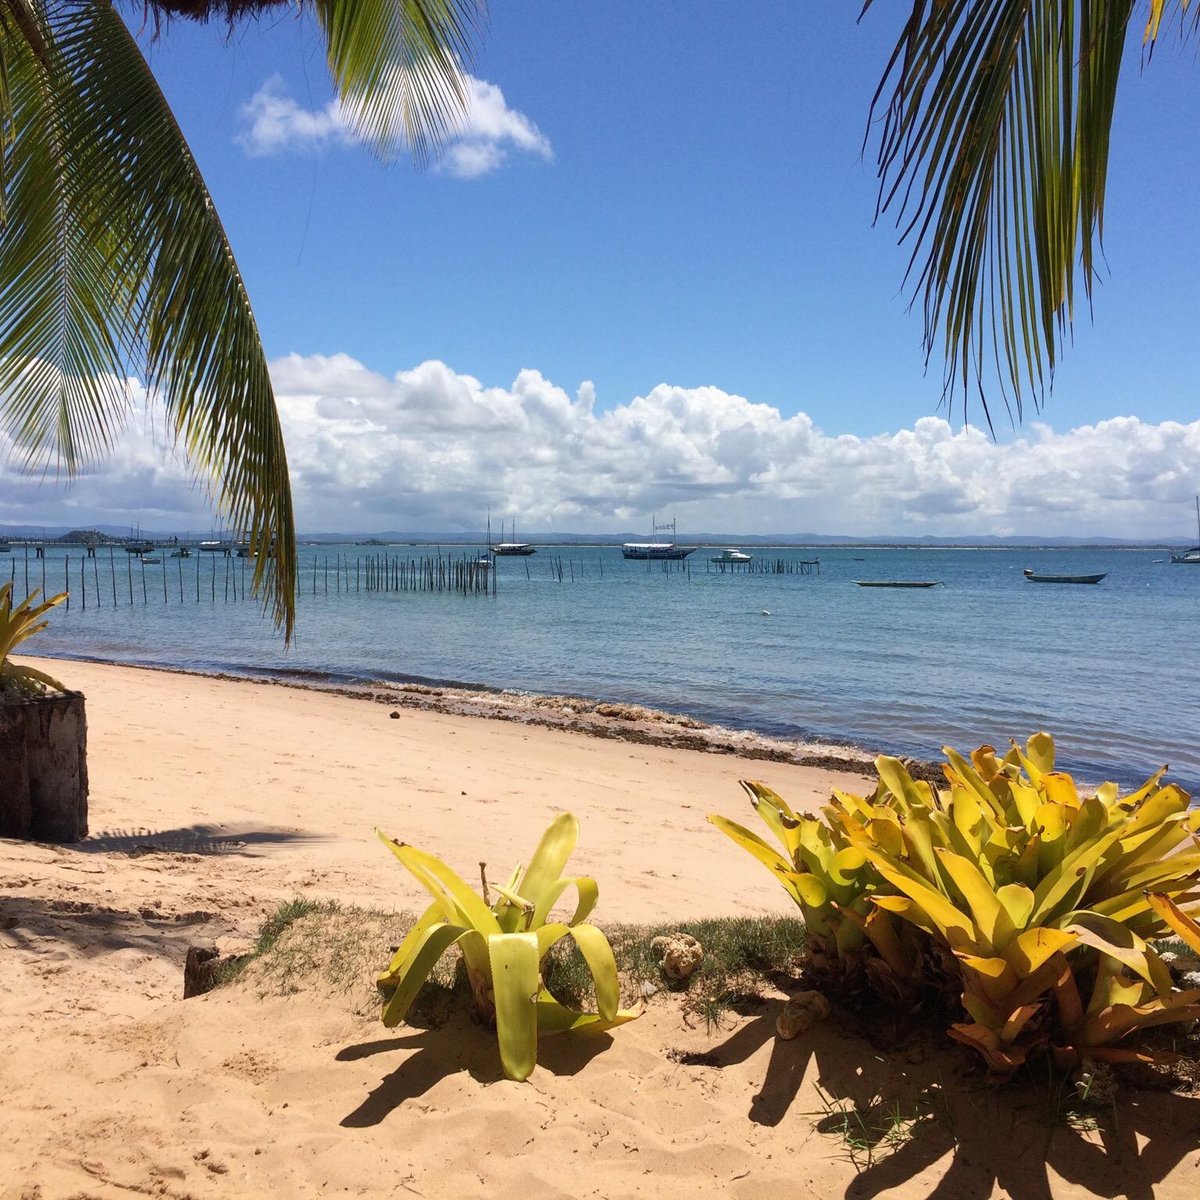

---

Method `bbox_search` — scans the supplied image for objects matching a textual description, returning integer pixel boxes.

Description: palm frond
[313,0,486,163]
[0,0,297,636]
[0,2,487,641]
[859,1,1193,429]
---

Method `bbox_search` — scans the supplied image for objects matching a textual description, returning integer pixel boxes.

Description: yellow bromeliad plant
[708,781,917,1001]
[711,735,1200,1076]
[832,735,1200,1074]
[0,583,67,695]
[377,813,638,1082]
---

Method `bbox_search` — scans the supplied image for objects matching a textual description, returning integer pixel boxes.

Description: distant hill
[0,522,1187,549]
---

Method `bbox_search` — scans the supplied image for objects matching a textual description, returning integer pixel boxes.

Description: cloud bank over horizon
[1,354,1197,540]
[236,74,552,178]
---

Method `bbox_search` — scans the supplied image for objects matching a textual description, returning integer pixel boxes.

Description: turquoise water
[11,543,1198,792]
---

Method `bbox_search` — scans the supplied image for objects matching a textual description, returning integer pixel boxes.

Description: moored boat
[710,548,753,564]
[1170,496,1200,564]
[853,580,943,588]
[622,516,695,560]
[490,519,536,556]
[1023,569,1106,584]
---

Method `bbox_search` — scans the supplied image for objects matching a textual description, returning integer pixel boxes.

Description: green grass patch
[544,915,806,1022]
[220,902,804,1026]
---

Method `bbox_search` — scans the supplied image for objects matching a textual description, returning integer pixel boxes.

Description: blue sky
[2,3,1199,538]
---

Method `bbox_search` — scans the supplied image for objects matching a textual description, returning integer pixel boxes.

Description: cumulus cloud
[3,354,1198,538]
[235,74,552,177]
[235,76,349,158]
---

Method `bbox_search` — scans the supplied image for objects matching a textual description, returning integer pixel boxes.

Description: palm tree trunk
[0,692,88,842]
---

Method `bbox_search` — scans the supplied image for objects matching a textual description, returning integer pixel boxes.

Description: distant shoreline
[1,528,1191,552]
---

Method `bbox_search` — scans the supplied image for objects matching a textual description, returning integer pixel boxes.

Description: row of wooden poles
[4,546,822,611]
[707,558,820,575]
[5,546,258,610]
[2,548,500,609]
[360,552,495,595]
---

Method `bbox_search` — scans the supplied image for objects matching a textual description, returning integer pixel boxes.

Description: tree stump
[0,692,89,842]
[183,943,221,998]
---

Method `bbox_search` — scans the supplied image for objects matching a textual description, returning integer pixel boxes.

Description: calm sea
[12,543,1198,794]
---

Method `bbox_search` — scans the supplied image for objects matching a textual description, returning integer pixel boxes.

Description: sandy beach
[3,658,1198,1199]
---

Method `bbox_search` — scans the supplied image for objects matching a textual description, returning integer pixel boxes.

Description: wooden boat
[491,518,537,556]
[853,580,943,588]
[1023,569,1106,584]
[623,515,695,560]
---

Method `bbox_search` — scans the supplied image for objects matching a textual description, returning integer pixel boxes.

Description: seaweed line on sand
[26,654,930,778]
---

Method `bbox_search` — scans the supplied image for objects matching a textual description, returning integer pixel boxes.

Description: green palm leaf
[314,0,486,164]
[861,1,1192,429]
[0,1,483,640]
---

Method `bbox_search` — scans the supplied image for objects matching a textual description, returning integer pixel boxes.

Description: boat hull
[853,580,942,588]
[622,545,695,560]
[1023,571,1106,584]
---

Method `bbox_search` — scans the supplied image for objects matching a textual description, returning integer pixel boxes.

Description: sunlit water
[11,543,1198,792]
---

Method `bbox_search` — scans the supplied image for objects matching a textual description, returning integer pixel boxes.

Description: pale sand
[2,658,1197,1199]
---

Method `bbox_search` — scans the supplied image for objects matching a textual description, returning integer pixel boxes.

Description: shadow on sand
[0,893,222,958]
[700,1004,1200,1200]
[74,824,321,856]
[336,1010,613,1127]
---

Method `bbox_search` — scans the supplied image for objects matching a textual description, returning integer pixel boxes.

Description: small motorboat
[1023,569,1106,585]
[710,548,753,564]
[852,580,943,588]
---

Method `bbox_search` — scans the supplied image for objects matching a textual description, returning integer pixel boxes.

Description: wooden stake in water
[109,546,117,606]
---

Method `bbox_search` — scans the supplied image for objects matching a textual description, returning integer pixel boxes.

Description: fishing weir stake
[706,557,820,575]
[10,548,501,614]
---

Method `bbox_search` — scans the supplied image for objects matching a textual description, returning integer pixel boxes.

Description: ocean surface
[10,542,1198,793]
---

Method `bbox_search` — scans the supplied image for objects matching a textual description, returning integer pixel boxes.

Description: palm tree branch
[38,0,297,636]
[313,0,485,163]
[860,0,1146,426]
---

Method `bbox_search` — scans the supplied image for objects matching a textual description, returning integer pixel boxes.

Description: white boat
[1171,496,1200,564]
[622,516,695,560]
[710,548,753,564]
[491,519,536,556]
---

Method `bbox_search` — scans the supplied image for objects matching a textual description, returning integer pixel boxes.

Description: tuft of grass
[215,899,417,1009]
[810,1081,940,1171]
[543,915,805,1024]
[223,903,805,1028]
[216,898,334,985]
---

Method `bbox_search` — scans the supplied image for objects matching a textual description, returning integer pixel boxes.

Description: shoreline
[26,650,893,779]
[6,657,1198,1197]
[11,654,887,928]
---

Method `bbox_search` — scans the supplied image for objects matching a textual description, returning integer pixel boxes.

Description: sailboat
[622,516,695,560]
[490,517,537,556]
[1170,496,1200,564]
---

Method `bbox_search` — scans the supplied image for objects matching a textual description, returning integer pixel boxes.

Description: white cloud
[235,76,349,158]
[235,73,552,177]
[3,354,1198,538]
